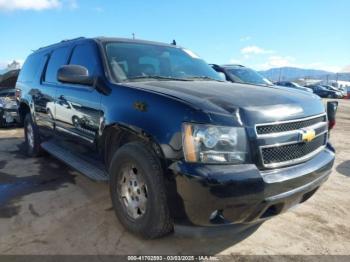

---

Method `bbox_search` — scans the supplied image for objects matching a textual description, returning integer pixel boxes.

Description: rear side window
[70,43,98,75]
[45,47,70,84]
[18,53,46,83]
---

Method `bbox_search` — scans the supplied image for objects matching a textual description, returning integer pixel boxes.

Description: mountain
[259,67,350,82]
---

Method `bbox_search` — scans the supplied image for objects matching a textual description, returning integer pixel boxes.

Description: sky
[0,0,349,72]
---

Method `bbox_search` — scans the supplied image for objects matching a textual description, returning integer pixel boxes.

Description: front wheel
[24,113,43,157]
[109,142,173,239]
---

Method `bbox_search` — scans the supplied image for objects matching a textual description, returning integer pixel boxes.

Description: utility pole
[336,73,339,84]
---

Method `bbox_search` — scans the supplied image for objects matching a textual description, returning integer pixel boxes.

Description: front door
[54,42,103,161]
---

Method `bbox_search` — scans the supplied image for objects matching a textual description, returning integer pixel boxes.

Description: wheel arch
[100,123,166,170]
[18,100,31,126]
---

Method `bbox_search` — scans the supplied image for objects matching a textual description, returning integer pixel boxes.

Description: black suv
[211,64,274,87]
[17,37,335,239]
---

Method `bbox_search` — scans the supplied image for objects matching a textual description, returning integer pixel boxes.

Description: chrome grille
[261,134,326,165]
[256,113,328,168]
[256,115,326,135]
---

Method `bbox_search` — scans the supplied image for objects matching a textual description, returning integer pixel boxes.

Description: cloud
[241,45,273,55]
[0,60,23,72]
[240,36,252,42]
[341,65,350,73]
[0,0,78,11]
[257,56,296,70]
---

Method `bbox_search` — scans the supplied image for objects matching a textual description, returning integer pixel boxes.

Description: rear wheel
[0,111,5,128]
[24,113,43,157]
[109,142,173,239]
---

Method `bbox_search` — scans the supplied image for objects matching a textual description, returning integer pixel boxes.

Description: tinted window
[45,47,70,83]
[18,53,46,83]
[70,43,98,75]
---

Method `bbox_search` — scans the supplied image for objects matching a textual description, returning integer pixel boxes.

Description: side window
[45,47,70,84]
[18,53,46,83]
[70,43,98,75]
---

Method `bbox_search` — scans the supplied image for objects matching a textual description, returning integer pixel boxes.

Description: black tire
[109,141,173,239]
[0,111,5,128]
[24,113,43,157]
[72,116,79,128]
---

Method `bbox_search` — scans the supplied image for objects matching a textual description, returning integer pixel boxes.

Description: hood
[125,80,325,126]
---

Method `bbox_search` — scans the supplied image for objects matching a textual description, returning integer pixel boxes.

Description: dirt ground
[0,100,349,256]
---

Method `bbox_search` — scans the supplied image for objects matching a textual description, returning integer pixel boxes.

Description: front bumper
[0,109,20,125]
[169,145,335,226]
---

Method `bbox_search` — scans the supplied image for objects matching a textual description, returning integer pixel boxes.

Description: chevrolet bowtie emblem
[301,129,316,142]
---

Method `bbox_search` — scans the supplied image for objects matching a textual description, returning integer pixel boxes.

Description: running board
[41,141,109,182]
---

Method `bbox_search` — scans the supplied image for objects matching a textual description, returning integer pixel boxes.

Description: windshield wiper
[185,76,224,82]
[127,75,190,81]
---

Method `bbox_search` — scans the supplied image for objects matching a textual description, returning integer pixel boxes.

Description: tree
[7,60,21,70]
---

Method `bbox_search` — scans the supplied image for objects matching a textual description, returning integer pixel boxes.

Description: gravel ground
[0,99,349,256]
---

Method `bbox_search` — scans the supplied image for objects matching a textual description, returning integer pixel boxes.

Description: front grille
[261,134,326,165]
[256,115,326,135]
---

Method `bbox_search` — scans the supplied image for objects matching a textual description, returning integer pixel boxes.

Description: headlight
[182,123,249,164]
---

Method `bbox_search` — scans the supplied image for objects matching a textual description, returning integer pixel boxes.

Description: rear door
[54,41,103,160]
[36,46,72,138]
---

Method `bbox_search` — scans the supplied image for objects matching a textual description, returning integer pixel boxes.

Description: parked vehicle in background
[211,64,273,87]
[307,85,342,98]
[0,88,20,127]
[275,81,313,93]
[0,69,20,127]
[17,37,335,239]
[211,64,317,97]
[322,85,346,98]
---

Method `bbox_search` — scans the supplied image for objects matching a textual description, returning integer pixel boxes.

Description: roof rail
[222,64,245,67]
[37,37,86,50]
[60,37,86,43]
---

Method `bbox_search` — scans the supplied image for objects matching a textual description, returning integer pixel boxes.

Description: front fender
[100,84,210,160]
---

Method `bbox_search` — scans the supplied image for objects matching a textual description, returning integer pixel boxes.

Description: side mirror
[57,65,94,86]
[327,101,338,130]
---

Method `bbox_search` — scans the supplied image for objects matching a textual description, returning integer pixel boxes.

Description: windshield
[318,86,329,91]
[226,67,273,86]
[291,82,304,88]
[104,42,222,82]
